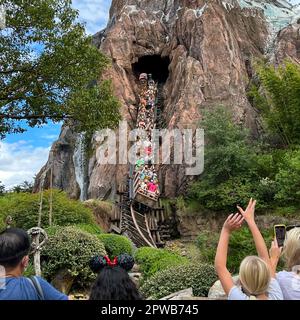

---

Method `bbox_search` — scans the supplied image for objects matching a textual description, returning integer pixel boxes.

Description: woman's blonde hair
[239,256,271,297]
[282,227,300,270]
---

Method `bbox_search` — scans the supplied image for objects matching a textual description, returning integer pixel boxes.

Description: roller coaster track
[111,78,171,248]
[130,205,156,247]
[112,180,158,248]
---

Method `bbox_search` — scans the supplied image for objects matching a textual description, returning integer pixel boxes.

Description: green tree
[0,0,121,139]
[189,107,258,211]
[248,60,300,146]
[275,148,300,204]
[0,181,5,196]
[11,180,33,193]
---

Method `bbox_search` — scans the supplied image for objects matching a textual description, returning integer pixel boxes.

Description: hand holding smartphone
[274,224,286,247]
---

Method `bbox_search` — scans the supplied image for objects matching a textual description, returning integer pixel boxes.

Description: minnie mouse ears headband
[89,254,135,273]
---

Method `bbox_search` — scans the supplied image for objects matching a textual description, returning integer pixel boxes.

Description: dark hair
[0,228,31,269]
[89,254,143,300]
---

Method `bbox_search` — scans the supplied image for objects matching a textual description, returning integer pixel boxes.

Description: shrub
[97,234,133,259]
[41,226,106,289]
[74,223,103,235]
[196,230,218,264]
[0,190,95,230]
[191,177,257,212]
[46,223,102,237]
[255,178,277,208]
[135,247,189,280]
[275,149,300,204]
[141,264,217,299]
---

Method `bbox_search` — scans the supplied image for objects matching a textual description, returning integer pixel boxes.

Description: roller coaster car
[131,171,161,209]
[135,190,161,209]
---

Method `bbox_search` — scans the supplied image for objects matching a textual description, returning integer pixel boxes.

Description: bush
[195,230,218,264]
[196,227,274,274]
[97,234,133,259]
[46,223,102,237]
[275,149,300,204]
[0,190,95,230]
[255,178,277,207]
[135,247,189,280]
[41,226,106,289]
[141,264,217,299]
[191,177,257,212]
[74,223,103,235]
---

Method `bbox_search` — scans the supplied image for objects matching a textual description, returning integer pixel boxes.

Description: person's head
[0,228,31,274]
[239,256,271,297]
[282,227,300,270]
[89,254,143,300]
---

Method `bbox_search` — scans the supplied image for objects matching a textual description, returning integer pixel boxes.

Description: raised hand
[269,237,282,261]
[223,213,244,233]
[269,237,282,277]
[237,198,256,224]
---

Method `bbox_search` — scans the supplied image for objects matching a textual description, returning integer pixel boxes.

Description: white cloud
[42,134,59,140]
[73,0,111,34]
[0,141,50,189]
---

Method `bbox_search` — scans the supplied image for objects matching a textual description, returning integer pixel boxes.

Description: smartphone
[274,224,286,247]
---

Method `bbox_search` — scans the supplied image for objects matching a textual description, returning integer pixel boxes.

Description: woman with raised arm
[269,227,300,300]
[215,199,283,300]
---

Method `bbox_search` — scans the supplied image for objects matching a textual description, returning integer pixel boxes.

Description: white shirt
[228,278,283,300]
[276,270,300,300]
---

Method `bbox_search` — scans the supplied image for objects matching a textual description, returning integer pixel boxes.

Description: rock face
[176,209,300,240]
[35,0,300,200]
[34,125,80,199]
[273,22,300,64]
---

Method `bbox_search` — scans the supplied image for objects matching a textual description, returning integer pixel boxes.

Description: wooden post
[27,227,48,277]
[32,233,41,277]
[49,166,53,227]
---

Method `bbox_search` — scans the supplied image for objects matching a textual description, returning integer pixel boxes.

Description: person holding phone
[270,225,300,300]
[215,199,283,300]
[274,225,286,248]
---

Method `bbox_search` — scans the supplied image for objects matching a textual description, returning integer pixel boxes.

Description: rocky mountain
[34,0,300,200]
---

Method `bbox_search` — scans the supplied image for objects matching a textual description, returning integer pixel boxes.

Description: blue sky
[0,0,112,189]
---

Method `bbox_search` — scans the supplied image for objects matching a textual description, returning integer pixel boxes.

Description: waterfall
[73,132,88,201]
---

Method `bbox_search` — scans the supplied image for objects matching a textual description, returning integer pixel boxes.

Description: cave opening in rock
[132,55,170,83]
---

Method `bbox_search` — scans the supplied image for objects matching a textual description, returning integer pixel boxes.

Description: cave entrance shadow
[132,55,170,83]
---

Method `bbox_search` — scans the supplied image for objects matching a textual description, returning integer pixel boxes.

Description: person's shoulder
[228,286,249,300]
[276,270,290,281]
[12,276,35,285]
[34,276,56,289]
[268,278,284,300]
[270,277,281,286]
[35,276,48,282]
[35,276,68,300]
